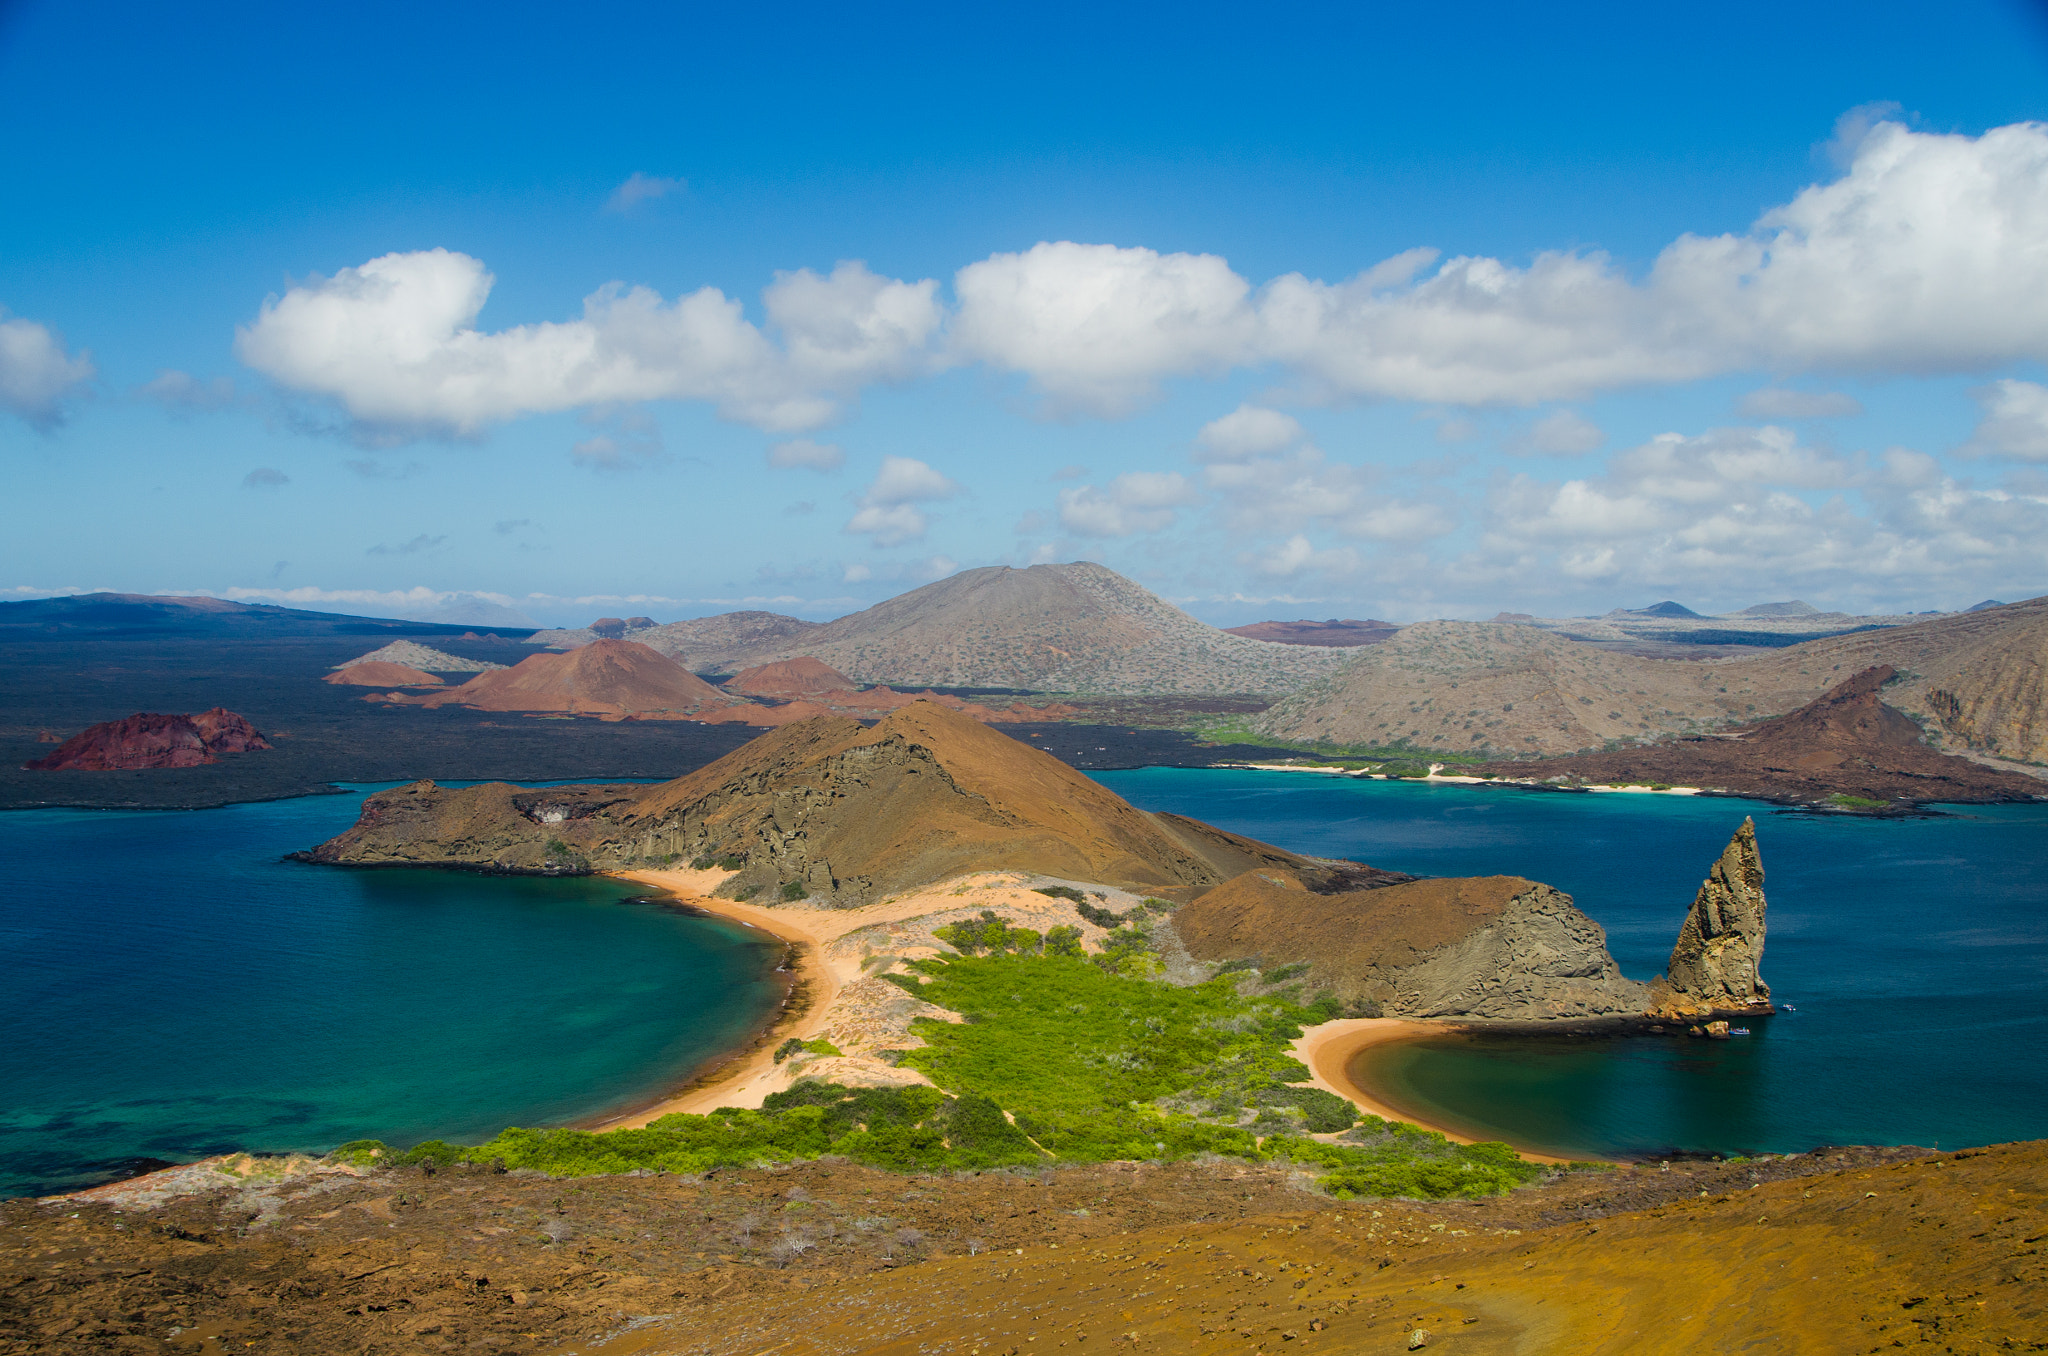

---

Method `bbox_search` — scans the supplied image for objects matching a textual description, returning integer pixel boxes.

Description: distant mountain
[533,610,824,674]
[1254,595,2048,761]
[1967,599,2008,612]
[1729,601,1820,618]
[334,641,506,673]
[1220,618,1400,647]
[0,593,534,641]
[390,639,741,718]
[725,656,858,698]
[746,563,1351,695]
[1623,601,1704,618]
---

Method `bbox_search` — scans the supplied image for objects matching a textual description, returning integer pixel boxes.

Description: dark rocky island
[26,708,270,771]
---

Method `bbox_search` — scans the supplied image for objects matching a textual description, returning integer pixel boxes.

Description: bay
[0,785,784,1200]
[1092,769,2048,1159]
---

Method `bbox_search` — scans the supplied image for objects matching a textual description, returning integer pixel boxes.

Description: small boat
[1729,1027,1752,1036]
[1782,1004,1797,1011]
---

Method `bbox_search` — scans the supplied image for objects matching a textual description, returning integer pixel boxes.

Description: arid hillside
[533,611,824,673]
[1222,617,1401,647]
[1257,596,2048,761]
[6,1139,2036,1355]
[1482,666,2048,805]
[308,701,1308,901]
[747,562,1350,694]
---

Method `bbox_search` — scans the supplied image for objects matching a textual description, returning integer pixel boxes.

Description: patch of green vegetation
[542,837,589,869]
[1263,961,1310,983]
[329,1081,1042,1176]
[334,931,1542,1201]
[1826,793,1891,811]
[717,855,746,870]
[1189,717,1485,767]
[1033,885,1086,903]
[935,910,1043,956]
[891,952,1540,1196]
[780,880,810,901]
[690,854,717,869]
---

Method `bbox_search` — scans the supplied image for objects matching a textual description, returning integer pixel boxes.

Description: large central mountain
[531,563,1349,694]
[749,562,1350,694]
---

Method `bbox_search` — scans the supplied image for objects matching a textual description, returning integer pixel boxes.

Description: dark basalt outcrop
[307,701,1310,898]
[26,708,270,771]
[1477,665,2047,807]
[1648,817,1772,1018]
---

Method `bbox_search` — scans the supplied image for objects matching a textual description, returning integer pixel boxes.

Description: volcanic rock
[28,708,271,771]
[391,639,742,717]
[308,701,1308,899]
[323,661,444,687]
[535,610,823,671]
[1649,818,1771,1018]
[1173,868,1649,1021]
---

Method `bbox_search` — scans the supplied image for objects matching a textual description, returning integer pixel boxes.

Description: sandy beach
[588,867,1156,1127]
[1292,1017,1578,1165]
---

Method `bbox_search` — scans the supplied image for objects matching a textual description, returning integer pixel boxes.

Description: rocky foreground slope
[1258,594,2048,762]
[6,1138,2035,1355]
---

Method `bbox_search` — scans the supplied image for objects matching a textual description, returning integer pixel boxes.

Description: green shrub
[1265,962,1310,983]
[1033,885,1085,903]
[1213,957,1259,975]
[690,855,717,869]
[717,855,745,870]
[1043,925,1083,957]
[781,881,810,901]
[327,1139,388,1168]
[773,1037,806,1063]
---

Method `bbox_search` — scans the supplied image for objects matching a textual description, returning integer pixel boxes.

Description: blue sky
[5,0,2048,628]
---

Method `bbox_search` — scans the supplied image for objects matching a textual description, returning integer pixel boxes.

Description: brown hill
[1173,869,1648,1020]
[1256,594,2048,761]
[725,656,858,697]
[308,701,1308,901]
[746,562,1350,695]
[323,661,443,687]
[1221,618,1400,647]
[391,639,740,717]
[27,708,270,771]
[1479,666,2047,805]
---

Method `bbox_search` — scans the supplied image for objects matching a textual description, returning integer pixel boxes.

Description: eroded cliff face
[1172,869,1647,1021]
[1650,817,1771,1018]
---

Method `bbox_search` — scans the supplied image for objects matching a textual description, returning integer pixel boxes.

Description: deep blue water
[1093,770,2048,1159]
[0,786,784,1199]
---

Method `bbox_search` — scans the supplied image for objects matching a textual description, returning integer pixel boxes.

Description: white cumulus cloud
[1962,379,2048,461]
[1056,471,1200,537]
[844,455,962,547]
[236,249,942,437]
[1195,404,1304,461]
[0,310,94,428]
[952,242,1257,416]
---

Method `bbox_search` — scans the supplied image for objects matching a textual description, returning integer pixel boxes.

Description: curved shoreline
[576,868,838,1128]
[1293,1018,1580,1166]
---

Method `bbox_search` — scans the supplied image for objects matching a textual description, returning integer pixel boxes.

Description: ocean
[0,786,784,1200]
[1094,769,2048,1160]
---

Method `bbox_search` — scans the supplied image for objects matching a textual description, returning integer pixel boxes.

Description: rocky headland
[25,708,270,771]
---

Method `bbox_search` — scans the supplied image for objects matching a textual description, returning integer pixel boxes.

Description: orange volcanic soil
[323,661,444,687]
[383,639,740,717]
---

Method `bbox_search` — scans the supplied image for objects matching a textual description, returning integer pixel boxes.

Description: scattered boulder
[27,708,270,771]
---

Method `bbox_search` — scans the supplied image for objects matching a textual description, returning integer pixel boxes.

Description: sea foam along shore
[590,868,1554,1161]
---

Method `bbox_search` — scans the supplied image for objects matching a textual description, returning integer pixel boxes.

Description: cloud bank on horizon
[7,95,2048,623]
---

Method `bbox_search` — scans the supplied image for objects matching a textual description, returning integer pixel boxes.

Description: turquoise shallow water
[1092,770,2048,1159]
[0,786,784,1199]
